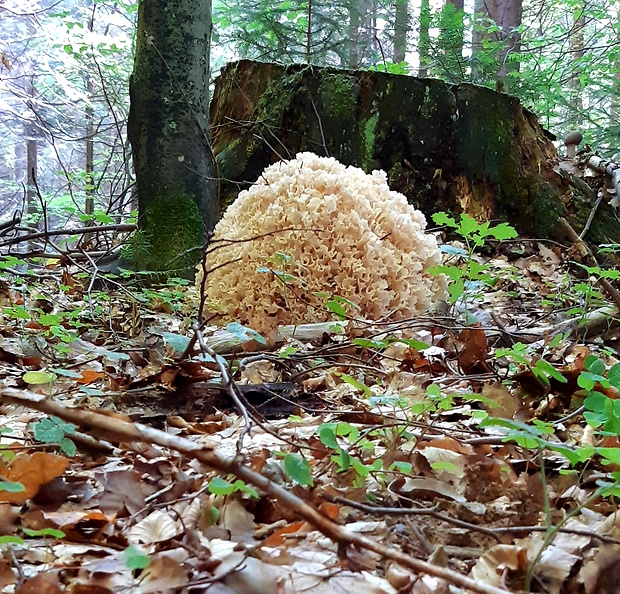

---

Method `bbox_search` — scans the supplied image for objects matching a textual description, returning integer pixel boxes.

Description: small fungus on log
[564,131,583,159]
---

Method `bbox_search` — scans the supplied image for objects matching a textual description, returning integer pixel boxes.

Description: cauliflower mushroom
[197,153,447,334]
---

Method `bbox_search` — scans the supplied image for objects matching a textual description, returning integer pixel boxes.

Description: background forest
[2,3,620,591]
[1,0,619,233]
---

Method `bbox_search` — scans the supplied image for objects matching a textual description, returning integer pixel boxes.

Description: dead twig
[559,217,620,311]
[330,496,620,546]
[0,223,136,248]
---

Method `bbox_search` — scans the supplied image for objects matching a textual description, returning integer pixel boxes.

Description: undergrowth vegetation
[1,213,620,591]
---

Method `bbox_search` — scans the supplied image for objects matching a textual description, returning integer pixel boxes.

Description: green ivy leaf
[335,372,371,396]
[352,338,390,349]
[597,447,620,466]
[208,476,236,495]
[231,480,258,498]
[318,425,339,449]
[0,535,23,545]
[399,338,431,350]
[534,360,567,383]
[59,437,77,457]
[390,461,413,473]
[33,416,77,446]
[23,527,65,539]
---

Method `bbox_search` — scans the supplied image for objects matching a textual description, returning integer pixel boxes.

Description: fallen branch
[587,155,620,203]
[205,321,350,353]
[0,223,136,248]
[0,387,511,594]
[559,217,620,311]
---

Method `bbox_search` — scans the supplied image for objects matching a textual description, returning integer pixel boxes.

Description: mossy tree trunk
[127,0,217,274]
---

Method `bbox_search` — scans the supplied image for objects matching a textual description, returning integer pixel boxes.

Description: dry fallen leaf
[128,510,183,545]
[0,452,70,505]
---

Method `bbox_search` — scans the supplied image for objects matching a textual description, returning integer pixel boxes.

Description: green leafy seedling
[430,212,517,317]
[208,476,258,498]
[283,453,314,487]
[32,416,78,457]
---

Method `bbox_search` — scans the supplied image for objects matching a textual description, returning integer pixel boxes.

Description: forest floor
[0,233,619,594]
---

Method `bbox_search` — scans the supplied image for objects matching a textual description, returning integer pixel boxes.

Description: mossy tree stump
[210,60,619,243]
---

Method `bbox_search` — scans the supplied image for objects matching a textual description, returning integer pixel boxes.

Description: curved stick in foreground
[0,388,512,594]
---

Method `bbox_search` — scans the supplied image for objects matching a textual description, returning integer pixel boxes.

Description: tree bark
[26,77,38,228]
[472,0,522,90]
[418,0,431,76]
[127,0,218,273]
[348,1,361,68]
[209,59,620,246]
[569,1,585,127]
[393,0,408,63]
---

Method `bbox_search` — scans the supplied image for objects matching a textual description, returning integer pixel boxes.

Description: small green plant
[429,212,518,319]
[315,422,383,487]
[32,416,78,457]
[495,342,568,391]
[258,252,301,285]
[410,383,456,415]
[0,255,29,273]
[283,453,314,487]
[567,263,620,323]
[314,292,361,319]
[137,283,187,312]
[479,417,592,467]
[578,354,620,435]
[207,475,258,498]
[3,306,84,355]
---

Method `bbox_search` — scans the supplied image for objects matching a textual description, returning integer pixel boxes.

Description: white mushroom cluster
[197,153,446,334]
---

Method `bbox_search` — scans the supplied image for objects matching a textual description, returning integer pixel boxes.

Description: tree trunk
[348,2,361,68]
[26,136,37,224]
[26,77,38,228]
[306,0,313,63]
[84,4,95,245]
[127,0,218,274]
[496,0,523,87]
[393,0,408,63]
[472,0,522,90]
[611,14,620,127]
[418,0,430,76]
[569,2,585,127]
